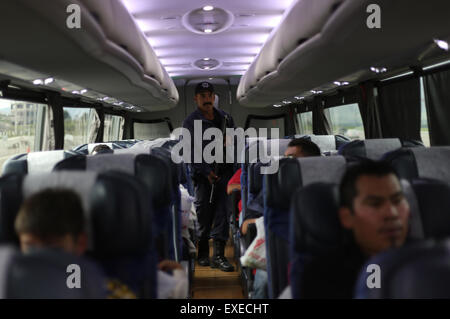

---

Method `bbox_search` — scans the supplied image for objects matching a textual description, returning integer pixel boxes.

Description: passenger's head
[194,81,215,113]
[15,189,87,256]
[91,144,112,155]
[284,138,321,158]
[338,161,410,256]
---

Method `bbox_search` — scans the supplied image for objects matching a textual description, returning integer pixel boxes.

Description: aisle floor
[191,240,245,299]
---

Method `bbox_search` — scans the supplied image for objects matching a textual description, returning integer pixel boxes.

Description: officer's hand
[207,171,219,184]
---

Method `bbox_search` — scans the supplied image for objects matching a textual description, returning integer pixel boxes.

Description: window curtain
[312,98,331,135]
[377,77,421,141]
[358,83,383,138]
[423,69,450,146]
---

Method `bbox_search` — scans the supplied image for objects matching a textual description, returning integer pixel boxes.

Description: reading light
[273,104,282,108]
[44,77,54,85]
[204,28,213,33]
[203,58,211,61]
[80,89,88,94]
[203,5,214,11]
[33,79,43,85]
[434,39,449,51]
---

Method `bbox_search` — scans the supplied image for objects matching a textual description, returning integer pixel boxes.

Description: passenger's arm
[227,183,241,195]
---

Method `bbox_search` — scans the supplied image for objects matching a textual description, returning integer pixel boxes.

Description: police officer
[183,81,235,272]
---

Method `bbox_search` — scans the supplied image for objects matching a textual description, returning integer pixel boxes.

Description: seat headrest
[2,151,79,175]
[339,138,402,160]
[265,156,346,209]
[290,183,343,255]
[130,138,172,152]
[411,178,450,239]
[355,240,450,298]
[243,138,292,164]
[0,172,152,257]
[386,147,450,183]
[55,153,172,209]
[5,248,106,298]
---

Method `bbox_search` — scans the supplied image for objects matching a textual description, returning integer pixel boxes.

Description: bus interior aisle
[192,239,244,299]
[1,0,450,302]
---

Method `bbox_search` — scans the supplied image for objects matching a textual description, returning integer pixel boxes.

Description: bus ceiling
[0,1,449,111]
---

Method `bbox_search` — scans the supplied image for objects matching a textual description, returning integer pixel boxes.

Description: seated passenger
[238,138,321,299]
[284,138,322,158]
[299,160,410,298]
[241,138,322,236]
[15,189,187,299]
[91,144,112,155]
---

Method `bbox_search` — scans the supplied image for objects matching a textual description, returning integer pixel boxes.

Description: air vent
[182,7,234,35]
[236,13,255,18]
[193,58,221,70]
[161,15,180,20]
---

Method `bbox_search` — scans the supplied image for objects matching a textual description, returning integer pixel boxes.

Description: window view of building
[0,99,47,169]
[64,107,100,150]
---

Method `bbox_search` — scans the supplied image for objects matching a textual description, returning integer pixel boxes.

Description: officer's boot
[197,239,210,266]
[211,240,235,272]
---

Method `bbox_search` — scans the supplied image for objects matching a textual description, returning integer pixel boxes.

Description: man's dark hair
[15,189,85,241]
[91,144,112,155]
[339,160,399,210]
[288,138,321,156]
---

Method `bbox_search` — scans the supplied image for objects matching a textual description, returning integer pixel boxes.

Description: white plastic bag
[240,217,266,270]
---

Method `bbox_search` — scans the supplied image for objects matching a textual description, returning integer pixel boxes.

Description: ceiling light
[273,104,282,108]
[80,89,88,94]
[208,78,213,80]
[294,96,305,100]
[204,28,213,33]
[33,79,43,85]
[203,58,211,61]
[204,66,211,70]
[434,39,449,51]
[71,90,80,94]
[44,77,54,85]
[203,5,214,11]
[334,81,350,86]
[282,100,290,104]
[370,67,387,73]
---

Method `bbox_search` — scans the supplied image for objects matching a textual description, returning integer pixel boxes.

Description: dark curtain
[423,70,450,146]
[312,98,331,135]
[377,77,421,141]
[358,82,382,138]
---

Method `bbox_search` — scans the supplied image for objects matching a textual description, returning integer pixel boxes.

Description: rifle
[209,114,229,203]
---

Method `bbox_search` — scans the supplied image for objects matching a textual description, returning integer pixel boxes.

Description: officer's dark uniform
[183,82,235,272]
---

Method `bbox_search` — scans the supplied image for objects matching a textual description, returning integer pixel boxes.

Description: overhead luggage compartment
[237,0,450,107]
[0,0,179,112]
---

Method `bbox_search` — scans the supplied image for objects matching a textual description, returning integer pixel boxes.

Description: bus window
[103,114,124,142]
[0,98,48,168]
[327,103,365,140]
[133,119,172,140]
[64,107,100,150]
[420,78,430,147]
[296,111,313,135]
